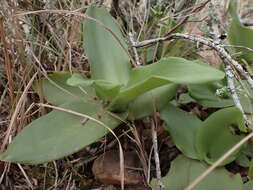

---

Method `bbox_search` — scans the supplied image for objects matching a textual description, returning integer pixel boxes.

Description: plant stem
[151,119,164,190]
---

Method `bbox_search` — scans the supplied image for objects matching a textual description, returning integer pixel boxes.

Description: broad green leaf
[189,80,253,113]
[236,80,253,114]
[126,57,224,86]
[109,57,225,111]
[243,181,253,190]
[177,93,196,104]
[33,72,95,105]
[188,82,234,108]
[246,64,253,76]
[228,0,253,63]
[84,6,131,84]
[142,45,157,64]
[0,100,124,164]
[128,84,179,120]
[161,104,202,159]
[238,95,253,114]
[196,107,246,165]
[151,155,242,190]
[67,73,122,101]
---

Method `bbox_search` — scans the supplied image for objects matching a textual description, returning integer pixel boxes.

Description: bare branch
[129,32,141,66]
[164,0,211,36]
[224,64,248,122]
[221,44,253,55]
[133,33,253,128]
[133,33,253,90]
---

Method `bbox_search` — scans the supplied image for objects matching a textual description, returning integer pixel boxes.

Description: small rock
[92,150,143,185]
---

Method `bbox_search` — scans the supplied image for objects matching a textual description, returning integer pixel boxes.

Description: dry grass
[0,1,105,189]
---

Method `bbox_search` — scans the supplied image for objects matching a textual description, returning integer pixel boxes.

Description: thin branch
[0,163,9,184]
[133,33,253,92]
[164,0,211,36]
[133,33,253,127]
[221,44,253,55]
[166,34,253,89]
[224,64,248,122]
[241,18,253,26]
[151,119,164,190]
[129,32,141,66]
[18,164,34,190]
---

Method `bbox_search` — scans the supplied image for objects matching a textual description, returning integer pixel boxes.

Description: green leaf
[0,100,124,164]
[177,93,196,104]
[109,57,225,111]
[236,80,253,114]
[242,142,253,158]
[246,64,253,76]
[189,79,253,113]
[67,73,122,101]
[228,0,253,63]
[196,107,246,165]
[84,6,131,84]
[235,154,250,167]
[161,104,202,159]
[128,84,179,120]
[33,72,95,105]
[243,181,253,190]
[248,158,253,180]
[151,155,243,190]
[188,82,234,108]
[126,57,224,86]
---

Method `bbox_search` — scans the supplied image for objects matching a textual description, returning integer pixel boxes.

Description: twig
[129,32,141,66]
[130,126,149,184]
[53,161,59,188]
[241,18,253,26]
[134,33,253,89]
[0,87,8,109]
[221,44,253,55]
[0,163,9,184]
[169,34,253,89]
[137,0,150,41]
[241,8,253,18]
[133,33,253,127]
[151,119,163,190]
[99,0,104,6]
[224,64,248,122]
[148,145,154,184]
[18,164,34,190]
[164,0,211,36]
[184,132,253,190]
